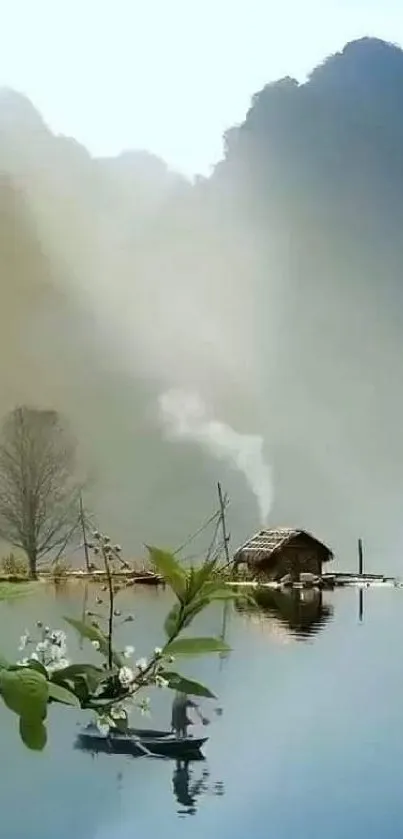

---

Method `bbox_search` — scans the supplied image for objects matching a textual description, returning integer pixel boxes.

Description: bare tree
[0,406,81,578]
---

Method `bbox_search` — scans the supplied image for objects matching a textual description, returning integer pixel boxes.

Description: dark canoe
[75,728,208,759]
[84,722,173,739]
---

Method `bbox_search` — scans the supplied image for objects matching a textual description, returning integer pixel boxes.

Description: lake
[1,582,403,839]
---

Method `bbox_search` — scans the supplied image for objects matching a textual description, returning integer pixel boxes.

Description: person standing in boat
[171,691,208,738]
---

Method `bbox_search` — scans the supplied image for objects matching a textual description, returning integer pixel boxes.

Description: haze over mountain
[1,36,403,569]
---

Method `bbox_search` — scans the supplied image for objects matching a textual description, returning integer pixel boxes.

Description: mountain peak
[308,36,403,89]
[0,88,46,130]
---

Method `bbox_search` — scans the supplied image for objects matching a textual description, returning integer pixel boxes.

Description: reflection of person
[171,691,208,738]
[172,760,195,811]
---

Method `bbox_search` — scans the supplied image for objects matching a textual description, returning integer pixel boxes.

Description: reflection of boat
[75,724,208,759]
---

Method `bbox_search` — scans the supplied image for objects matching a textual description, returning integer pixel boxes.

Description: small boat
[75,723,208,759]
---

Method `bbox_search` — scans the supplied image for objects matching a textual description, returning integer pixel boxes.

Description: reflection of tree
[236,587,333,640]
[172,760,225,818]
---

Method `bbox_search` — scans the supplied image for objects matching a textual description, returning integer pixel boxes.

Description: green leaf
[162,671,216,698]
[187,558,218,598]
[197,582,238,602]
[164,603,181,638]
[182,599,210,628]
[23,660,48,679]
[164,636,231,657]
[51,664,108,707]
[163,598,211,639]
[146,547,186,600]
[63,617,123,668]
[48,682,80,707]
[19,716,47,751]
[0,668,48,721]
[51,664,105,694]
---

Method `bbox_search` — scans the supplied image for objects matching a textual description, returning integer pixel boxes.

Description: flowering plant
[0,534,235,750]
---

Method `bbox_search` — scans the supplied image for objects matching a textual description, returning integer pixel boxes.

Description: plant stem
[102,547,114,670]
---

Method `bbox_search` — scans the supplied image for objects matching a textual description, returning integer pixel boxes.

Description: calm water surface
[1,583,403,838]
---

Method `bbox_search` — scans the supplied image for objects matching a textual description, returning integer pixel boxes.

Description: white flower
[154,647,162,657]
[50,630,67,647]
[135,657,147,672]
[36,641,48,653]
[123,645,135,659]
[92,640,100,651]
[18,631,30,651]
[96,717,110,736]
[110,706,127,720]
[50,645,63,662]
[155,674,169,689]
[118,666,135,688]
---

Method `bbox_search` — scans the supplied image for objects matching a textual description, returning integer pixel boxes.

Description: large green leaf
[0,668,48,721]
[63,617,123,668]
[146,547,186,600]
[162,671,216,698]
[20,660,48,679]
[51,664,105,693]
[19,716,47,751]
[51,664,108,707]
[164,636,230,657]
[48,682,80,707]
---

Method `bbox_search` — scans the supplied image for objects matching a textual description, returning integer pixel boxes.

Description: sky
[1,0,403,176]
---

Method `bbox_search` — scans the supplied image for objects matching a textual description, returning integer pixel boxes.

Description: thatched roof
[233,527,333,566]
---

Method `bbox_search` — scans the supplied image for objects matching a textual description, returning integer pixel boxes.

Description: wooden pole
[358,538,363,576]
[217,482,230,566]
[217,482,231,671]
[358,588,364,623]
[80,492,90,573]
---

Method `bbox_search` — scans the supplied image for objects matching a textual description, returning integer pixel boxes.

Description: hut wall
[250,545,324,581]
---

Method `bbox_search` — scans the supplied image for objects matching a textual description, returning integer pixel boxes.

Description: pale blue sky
[1,0,403,175]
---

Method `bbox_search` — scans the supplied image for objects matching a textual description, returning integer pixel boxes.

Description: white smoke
[158,388,273,523]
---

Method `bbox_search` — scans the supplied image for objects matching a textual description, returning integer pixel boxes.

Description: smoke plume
[158,389,273,523]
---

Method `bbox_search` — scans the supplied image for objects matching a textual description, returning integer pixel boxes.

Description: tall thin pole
[358,538,363,576]
[217,482,230,566]
[358,588,364,623]
[80,492,90,573]
[217,483,231,671]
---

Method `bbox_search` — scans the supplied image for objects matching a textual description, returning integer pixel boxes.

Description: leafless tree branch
[0,406,82,577]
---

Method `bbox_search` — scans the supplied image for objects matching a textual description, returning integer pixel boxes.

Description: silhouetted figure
[171,691,208,737]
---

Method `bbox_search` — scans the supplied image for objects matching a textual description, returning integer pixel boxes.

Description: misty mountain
[2,37,403,568]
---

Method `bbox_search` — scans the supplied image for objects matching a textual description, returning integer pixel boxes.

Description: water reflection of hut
[236,587,333,641]
[233,528,333,582]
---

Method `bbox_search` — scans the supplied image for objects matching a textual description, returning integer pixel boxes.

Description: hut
[233,527,333,582]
